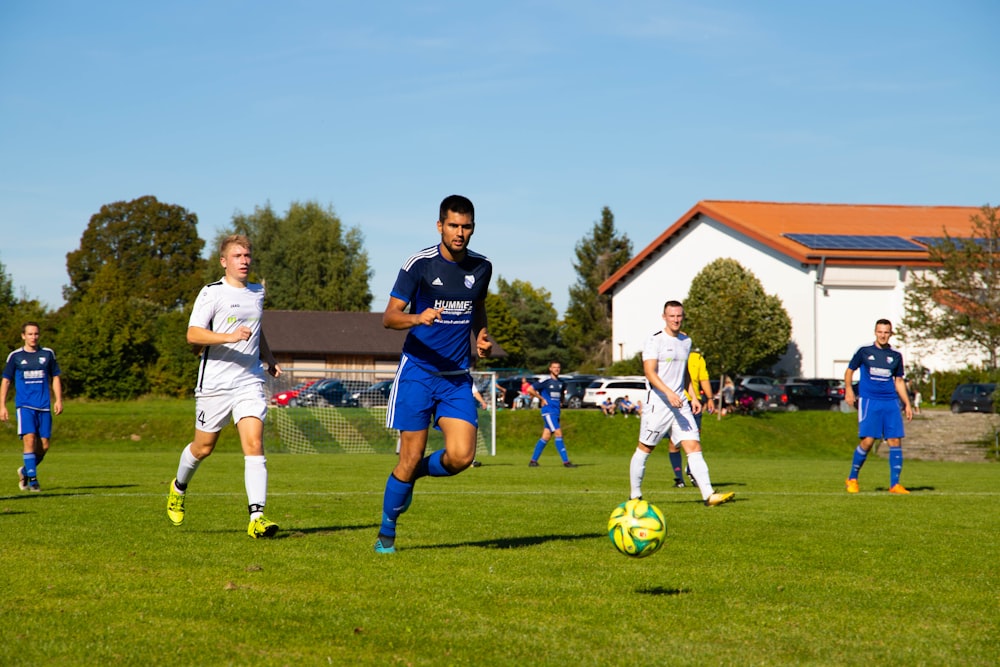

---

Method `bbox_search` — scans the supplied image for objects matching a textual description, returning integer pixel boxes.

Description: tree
[65,196,207,311]
[222,201,373,311]
[904,204,1000,369]
[0,256,55,356]
[562,207,633,371]
[481,293,525,369]
[683,258,792,377]
[493,277,561,371]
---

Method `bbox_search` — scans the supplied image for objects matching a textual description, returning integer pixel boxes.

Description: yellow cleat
[166,480,186,526]
[845,478,860,494]
[704,491,735,507]
[888,484,910,495]
[248,515,280,539]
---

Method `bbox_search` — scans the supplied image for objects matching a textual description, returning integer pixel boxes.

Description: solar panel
[913,236,997,250]
[784,234,925,251]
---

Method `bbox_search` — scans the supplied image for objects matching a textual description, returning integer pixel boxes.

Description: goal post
[263,368,497,457]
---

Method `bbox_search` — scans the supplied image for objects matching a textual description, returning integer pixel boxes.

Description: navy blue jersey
[390,245,492,374]
[534,377,564,413]
[849,343,904,400]
[3,347,61,409]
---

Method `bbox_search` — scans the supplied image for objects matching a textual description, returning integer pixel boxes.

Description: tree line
[2,197,997,400]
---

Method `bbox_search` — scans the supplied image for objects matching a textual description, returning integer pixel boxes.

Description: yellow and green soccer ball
[608,499,667,558]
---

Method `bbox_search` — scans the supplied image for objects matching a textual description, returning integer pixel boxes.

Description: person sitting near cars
[634,399,643,416]
[600,396,616,416]
[618,395,636,418]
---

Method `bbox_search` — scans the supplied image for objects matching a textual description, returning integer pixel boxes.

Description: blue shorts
[17,407,53,439]
[857,396,904,440]
[541,410,561,432]
[386,359,478,432]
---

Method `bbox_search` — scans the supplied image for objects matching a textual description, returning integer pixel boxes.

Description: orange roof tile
[599,200,984,294]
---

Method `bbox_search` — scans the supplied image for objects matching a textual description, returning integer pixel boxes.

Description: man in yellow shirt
[671,347,715,488]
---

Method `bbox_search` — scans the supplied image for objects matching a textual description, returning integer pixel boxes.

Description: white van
[582,376,648,408]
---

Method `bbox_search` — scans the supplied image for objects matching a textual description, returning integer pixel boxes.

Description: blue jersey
[849,343,904,400]
[3,347,61,410]
[390,245,492,374]
[534,377,564,413]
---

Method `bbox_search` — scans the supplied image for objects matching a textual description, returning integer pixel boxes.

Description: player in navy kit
[1,322,62,492]
[526,361,577,467]
[375,195,492,553]
[844,319,913,494]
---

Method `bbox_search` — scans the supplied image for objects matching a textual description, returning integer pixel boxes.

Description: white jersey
[189,279,267,396]
[642,329,693,406]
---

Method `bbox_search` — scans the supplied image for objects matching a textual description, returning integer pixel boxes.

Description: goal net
[263,368,498,457]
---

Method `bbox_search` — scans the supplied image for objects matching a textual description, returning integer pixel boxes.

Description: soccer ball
[608,499,667,558]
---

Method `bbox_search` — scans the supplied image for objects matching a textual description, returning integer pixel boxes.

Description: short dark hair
[876,318,892,329]
[663,300,683,311]
[439,194,475,223]
[21,321,40,333]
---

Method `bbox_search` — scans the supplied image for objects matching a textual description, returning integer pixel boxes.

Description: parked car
[739,375,784,395]
[730,384,788,413]
[294,378,359,408]
[496,374,548,409]
[783,382,841,411]
[353,380,393,408]
[949,383,996,413]
[787,377,846,401]
[561,374,599,409]
[582,376,648,408]
[271,379,316,407]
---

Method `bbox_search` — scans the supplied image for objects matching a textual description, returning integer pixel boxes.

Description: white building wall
[609,215,931,378]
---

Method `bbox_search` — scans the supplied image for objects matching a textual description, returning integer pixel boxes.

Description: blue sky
[2,1,998,315]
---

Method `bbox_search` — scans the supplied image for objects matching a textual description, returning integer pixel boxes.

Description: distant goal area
[263,368,497,457]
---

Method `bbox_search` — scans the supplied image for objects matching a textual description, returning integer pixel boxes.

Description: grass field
[2,403,998,665]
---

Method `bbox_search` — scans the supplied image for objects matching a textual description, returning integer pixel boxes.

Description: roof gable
[600,200,983,294]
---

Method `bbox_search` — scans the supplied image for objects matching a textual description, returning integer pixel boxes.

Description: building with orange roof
[598,200,985,377]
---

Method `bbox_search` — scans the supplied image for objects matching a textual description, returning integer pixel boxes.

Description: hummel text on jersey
[433,299,473,315]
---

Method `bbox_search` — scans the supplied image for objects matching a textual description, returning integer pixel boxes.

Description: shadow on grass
[635,586,691,596]
[281,523,379,538]
[872,485,936,492]
[406,532,600,551]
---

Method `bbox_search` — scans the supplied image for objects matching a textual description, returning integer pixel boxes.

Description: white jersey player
[629,300,735,507]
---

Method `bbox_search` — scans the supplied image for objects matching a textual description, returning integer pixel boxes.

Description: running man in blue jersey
[375,194,493,553]
[1,322,63,492]
[844,319,913,495]
[526,361,577,468]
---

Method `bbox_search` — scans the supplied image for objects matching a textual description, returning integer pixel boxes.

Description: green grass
[1,403,998,665]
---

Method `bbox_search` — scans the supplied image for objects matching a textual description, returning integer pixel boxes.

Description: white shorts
[638,400,700,448]
[195,384,268,433]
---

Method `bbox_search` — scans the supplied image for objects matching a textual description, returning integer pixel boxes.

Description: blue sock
[23,452,38,479]
[379,474,413,537]
[554,438,569,463]
[669,450,684,481]
[889,447,903,487]
[421,449,454,478]
[849,445,868,479]
[531,439,547,462]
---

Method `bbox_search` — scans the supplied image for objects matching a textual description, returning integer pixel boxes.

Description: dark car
[354,380,393,408]
[271,379,316,407]
[783,382,841,411]
[949,383,996,414]
[295,378,359,408]
[788,377,846,401]
[561,374,599,409]
[497,375,538,409]
[731,385,787,413]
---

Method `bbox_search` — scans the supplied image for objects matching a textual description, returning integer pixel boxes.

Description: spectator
[721,375,735,416]
[601,396,616,416]
[618,395,636,418]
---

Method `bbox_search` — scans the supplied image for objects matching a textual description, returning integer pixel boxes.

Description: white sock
[175,443,201,489]
[245,455,268,518]
[629,448,650,499]
[686,451,714,499]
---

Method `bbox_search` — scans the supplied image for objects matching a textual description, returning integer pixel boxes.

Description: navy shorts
[386,359,478,432]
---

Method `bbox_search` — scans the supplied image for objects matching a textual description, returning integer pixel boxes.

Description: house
[263,310,505,381]
[598,200,985,377]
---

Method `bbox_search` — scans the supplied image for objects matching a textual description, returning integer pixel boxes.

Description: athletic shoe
[845,478,860,494]
[166,480,186,526]
[471,460,482,468]
[17,467,28,492]
[704,491,735,507]
[888,484,910,495]
[528,460,539,467]
[673,479,686,488]
[686,468,698,488]
[247,515,279,539]
[28,478,41,493]
[563,461,578,468]
[374,535,396,554]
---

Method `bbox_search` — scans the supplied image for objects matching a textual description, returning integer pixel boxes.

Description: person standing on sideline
[670,346,715,488]
[526,361,577,468]
[1,322,62,492]
[166,234,283,538]
[375,194,492,554]
[629,301,734,507]
[844,319,913,494]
